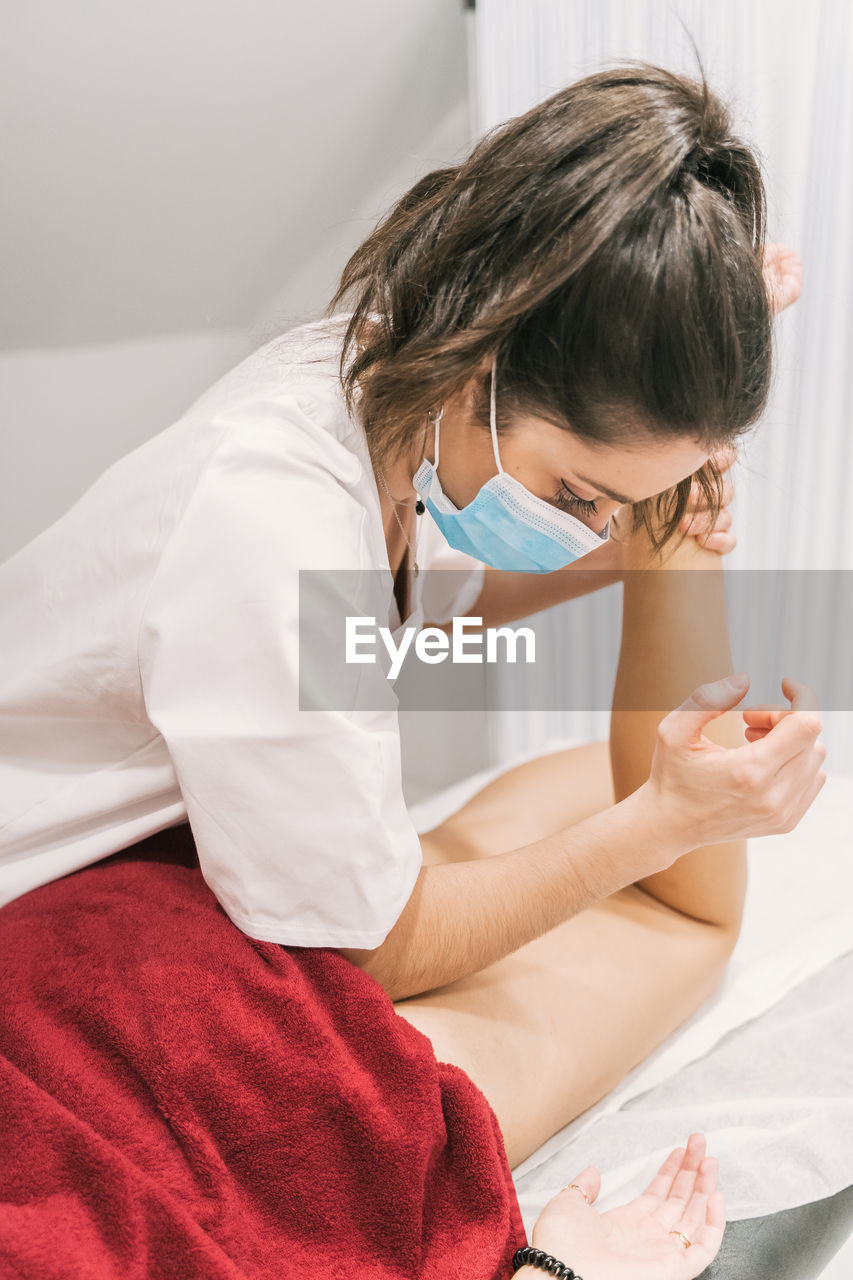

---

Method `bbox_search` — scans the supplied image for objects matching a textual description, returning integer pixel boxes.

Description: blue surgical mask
[412,356,611,573]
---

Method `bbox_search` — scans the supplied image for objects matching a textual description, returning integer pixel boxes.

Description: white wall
[3,1,475,347]
[1,1,475,566]
[0,332,252,558]
[0,68,474,565]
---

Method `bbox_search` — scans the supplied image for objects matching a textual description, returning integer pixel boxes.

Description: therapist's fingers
[781,676,820,712]
[680,477,736,521]
[737,675,819,747]
[743,678,819,723]
[711,442,739,475]
[743,709,821,766]
[680,507,734,539]
[688,527,737,556]
[748,724,827,839]
[742,704,789,742]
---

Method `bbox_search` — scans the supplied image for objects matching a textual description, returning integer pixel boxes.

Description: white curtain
[475,0,853,772]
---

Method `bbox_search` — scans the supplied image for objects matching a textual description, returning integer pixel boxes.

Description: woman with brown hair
[329,59,816,1276]
[0,60,820,1279]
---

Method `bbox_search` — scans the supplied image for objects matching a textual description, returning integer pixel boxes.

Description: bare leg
[396,529,744,1170]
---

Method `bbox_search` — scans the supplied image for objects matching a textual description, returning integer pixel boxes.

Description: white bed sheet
[407,739,853,1227]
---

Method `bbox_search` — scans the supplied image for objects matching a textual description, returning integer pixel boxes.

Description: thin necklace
[378,468,421,578]
[376,420,430,579]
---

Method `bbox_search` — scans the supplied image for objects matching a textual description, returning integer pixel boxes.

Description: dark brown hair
[327,61,773,551]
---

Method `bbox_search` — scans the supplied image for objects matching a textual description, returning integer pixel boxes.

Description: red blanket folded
[0,824,527,1279]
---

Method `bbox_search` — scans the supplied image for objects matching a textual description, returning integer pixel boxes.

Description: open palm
[527,1133,725,1280]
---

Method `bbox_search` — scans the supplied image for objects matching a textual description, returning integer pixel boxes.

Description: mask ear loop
[428,405,445,469]
[489,353,504,473]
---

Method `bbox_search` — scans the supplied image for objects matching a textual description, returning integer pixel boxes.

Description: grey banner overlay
[298,570,853,712]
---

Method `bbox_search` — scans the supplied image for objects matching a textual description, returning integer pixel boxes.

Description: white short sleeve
[137,404,423,948]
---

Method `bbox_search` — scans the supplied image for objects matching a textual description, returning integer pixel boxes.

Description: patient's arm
[610,522,748,932]
[461,536,625,629]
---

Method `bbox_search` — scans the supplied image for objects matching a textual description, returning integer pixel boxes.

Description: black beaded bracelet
[511,1244,583,1278]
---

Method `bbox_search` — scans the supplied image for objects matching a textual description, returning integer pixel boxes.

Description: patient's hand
[523,1133,724,1280]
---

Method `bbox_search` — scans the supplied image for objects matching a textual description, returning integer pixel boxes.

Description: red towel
[0,824,527,1279]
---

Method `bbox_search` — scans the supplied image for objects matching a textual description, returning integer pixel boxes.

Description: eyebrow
[573,473,636,505]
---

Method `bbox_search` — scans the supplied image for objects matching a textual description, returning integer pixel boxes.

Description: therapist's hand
[677,445,738,555]
[763,241,803,315]
[641,673,826,856]
[741,675,824,744]
[522,1133,725,1280]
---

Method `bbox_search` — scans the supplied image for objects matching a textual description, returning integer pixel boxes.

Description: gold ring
[563,1183,590,1204]
[668,1229,693,1249]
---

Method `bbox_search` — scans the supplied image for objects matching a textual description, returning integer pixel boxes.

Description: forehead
[509,415,711,503]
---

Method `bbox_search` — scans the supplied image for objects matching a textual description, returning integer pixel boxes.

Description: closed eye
[553,481,598,517]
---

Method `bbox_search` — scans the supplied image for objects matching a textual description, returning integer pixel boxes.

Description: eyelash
[553,481,598,517]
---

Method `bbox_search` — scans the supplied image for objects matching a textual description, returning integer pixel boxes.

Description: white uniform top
[0,314,484,947]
